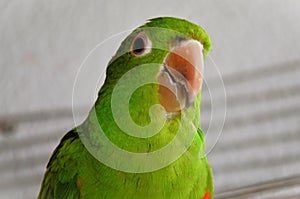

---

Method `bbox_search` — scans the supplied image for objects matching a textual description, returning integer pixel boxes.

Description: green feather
[38,17,213,199]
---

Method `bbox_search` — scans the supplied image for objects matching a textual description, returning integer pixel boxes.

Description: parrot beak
[159,39,204,113]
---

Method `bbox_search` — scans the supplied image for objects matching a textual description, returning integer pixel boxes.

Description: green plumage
[38,17,213,199]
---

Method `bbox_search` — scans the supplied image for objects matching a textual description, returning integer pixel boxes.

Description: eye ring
[131,32,152,56]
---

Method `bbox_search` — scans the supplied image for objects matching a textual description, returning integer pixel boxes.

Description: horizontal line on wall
[211,128,300,153]
[207,60,300,89]
[201,83,300,109]
[223,104,300,130]
[215,174,300,199]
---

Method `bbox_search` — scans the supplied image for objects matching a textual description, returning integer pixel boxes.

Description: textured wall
[1,1,300,198]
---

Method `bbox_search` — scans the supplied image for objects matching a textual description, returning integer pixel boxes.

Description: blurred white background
[1,1,300,198]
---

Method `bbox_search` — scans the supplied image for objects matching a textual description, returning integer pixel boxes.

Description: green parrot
[38,17,213,199]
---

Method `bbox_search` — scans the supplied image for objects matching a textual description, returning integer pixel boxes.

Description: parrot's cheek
[158,39,204,113]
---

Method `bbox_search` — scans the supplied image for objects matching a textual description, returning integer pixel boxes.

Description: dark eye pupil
[132,38,145,54]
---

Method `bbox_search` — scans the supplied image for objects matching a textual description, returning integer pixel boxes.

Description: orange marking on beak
[158,80,181,112]
[159,40,204,112]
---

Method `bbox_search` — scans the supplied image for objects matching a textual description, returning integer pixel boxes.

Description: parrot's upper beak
[158,39,204,113]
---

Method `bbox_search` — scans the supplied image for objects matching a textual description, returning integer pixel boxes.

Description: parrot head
[102,17,211,122]
[79,16,212,170]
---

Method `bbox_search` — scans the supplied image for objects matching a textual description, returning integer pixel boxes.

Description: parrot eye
[131,32,152,56]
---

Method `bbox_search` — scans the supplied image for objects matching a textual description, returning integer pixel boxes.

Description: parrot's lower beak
[158,39,204,113]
